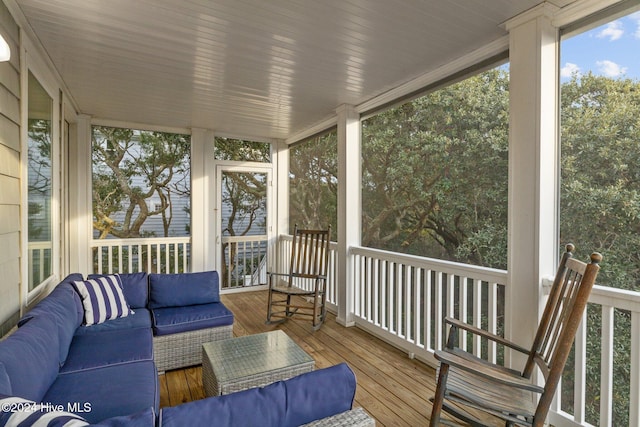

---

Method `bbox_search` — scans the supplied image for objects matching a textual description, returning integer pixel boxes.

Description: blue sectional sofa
[0,271,371,426]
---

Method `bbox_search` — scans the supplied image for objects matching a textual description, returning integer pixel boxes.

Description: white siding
[0,0,21,334]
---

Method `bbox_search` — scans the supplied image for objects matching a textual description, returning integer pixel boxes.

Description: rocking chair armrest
[295,273,327,280]
[267,272,290,278]
[267,272,327,280]
[444,317,530,355]
[434,348,544,394]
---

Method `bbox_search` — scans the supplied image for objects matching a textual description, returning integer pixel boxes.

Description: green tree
[561,73,640,290]
[92,126,191,239]
[361,68,509,269]
[560,73,640,426]
[289,130,338,232]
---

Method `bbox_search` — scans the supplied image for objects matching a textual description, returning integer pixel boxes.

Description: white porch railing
[350,246,640,427]
[350,246,507,366]
[549,284,640,427]
[220,235,268,290]
[90,237,190,274]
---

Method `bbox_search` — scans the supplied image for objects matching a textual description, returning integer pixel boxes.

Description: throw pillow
[0,394,89,426]
[73,275,133,326]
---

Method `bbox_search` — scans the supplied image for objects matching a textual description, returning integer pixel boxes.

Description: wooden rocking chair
[266,225,331,330]
[430,244,602,427]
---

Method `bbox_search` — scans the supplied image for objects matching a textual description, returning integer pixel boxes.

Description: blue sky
[561,11,640,81]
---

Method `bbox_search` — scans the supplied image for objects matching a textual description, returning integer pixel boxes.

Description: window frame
[21,39,61,303]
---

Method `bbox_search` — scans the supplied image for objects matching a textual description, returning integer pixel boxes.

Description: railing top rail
[91,236,191,246]
[350,245,507,284]
[27,241,53,249]
[222,235,268,243]
[589,283,640,312]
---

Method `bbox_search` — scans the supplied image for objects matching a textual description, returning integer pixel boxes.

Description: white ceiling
[13,0,554,140]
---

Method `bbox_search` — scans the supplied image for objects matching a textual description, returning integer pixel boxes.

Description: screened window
[559,6,640,425]
[92,125,191,240]
[214,137,271,162]
[560,7,640,291]
[289,129,337,233]
[361,67,509,269]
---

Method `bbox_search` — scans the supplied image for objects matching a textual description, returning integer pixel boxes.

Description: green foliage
[215,137,271,162]
[361,68,509,268]
[560,73,640,290]
[289,130,338,232]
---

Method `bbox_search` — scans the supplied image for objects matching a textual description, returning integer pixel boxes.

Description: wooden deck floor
[158,290,494,426]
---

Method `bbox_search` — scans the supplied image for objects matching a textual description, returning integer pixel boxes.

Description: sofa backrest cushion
[72,275,133,326]
[88,272,149,309]
[0,314,60,401]
[159,363,356,427]
[18,277,84,366]
[149,271,220,309]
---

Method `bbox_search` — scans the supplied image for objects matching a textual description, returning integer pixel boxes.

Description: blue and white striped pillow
[72,275,133,326]
[0,395,88,426]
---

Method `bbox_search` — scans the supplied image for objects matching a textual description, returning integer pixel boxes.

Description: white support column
[505,5,560,367]
[68,114,92,275]
[273,140,289,272]
[336,104,360,327]
[190,128,215,272]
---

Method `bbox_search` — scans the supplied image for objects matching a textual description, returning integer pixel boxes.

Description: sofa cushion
[44,361,159,424]
[90,407,155,427]
[159,363,356,427]
[73,275,133,325]
[151,302,233,336]
[75,308,152,336]
[18,278,84,366]
[88,272,148,309]
[0,363,9,395]
[0,314,60,401]
[60,328,153,374]
[0,394,90,426]
[149,271,220,309]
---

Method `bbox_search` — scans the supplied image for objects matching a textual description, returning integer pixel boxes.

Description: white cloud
[629,11,640,38]
[596,21,624,41]
[596,60,628,77]
[561,62,581,78]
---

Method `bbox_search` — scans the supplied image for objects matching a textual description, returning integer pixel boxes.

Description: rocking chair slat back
[290,228,330,279]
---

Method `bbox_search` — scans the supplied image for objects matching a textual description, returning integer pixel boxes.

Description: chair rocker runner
[429,244,602,427]
[266,225,331,330]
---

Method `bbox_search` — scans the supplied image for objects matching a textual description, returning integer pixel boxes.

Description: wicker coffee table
[202,330,315,396]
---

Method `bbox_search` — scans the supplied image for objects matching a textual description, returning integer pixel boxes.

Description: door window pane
[220,171,268,289]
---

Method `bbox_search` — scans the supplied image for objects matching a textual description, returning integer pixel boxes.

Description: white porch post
[190,128,215,272]
[505,5,560,367]
[336,104,360,327]
[68,114,92,275]
[274,140,289,273]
